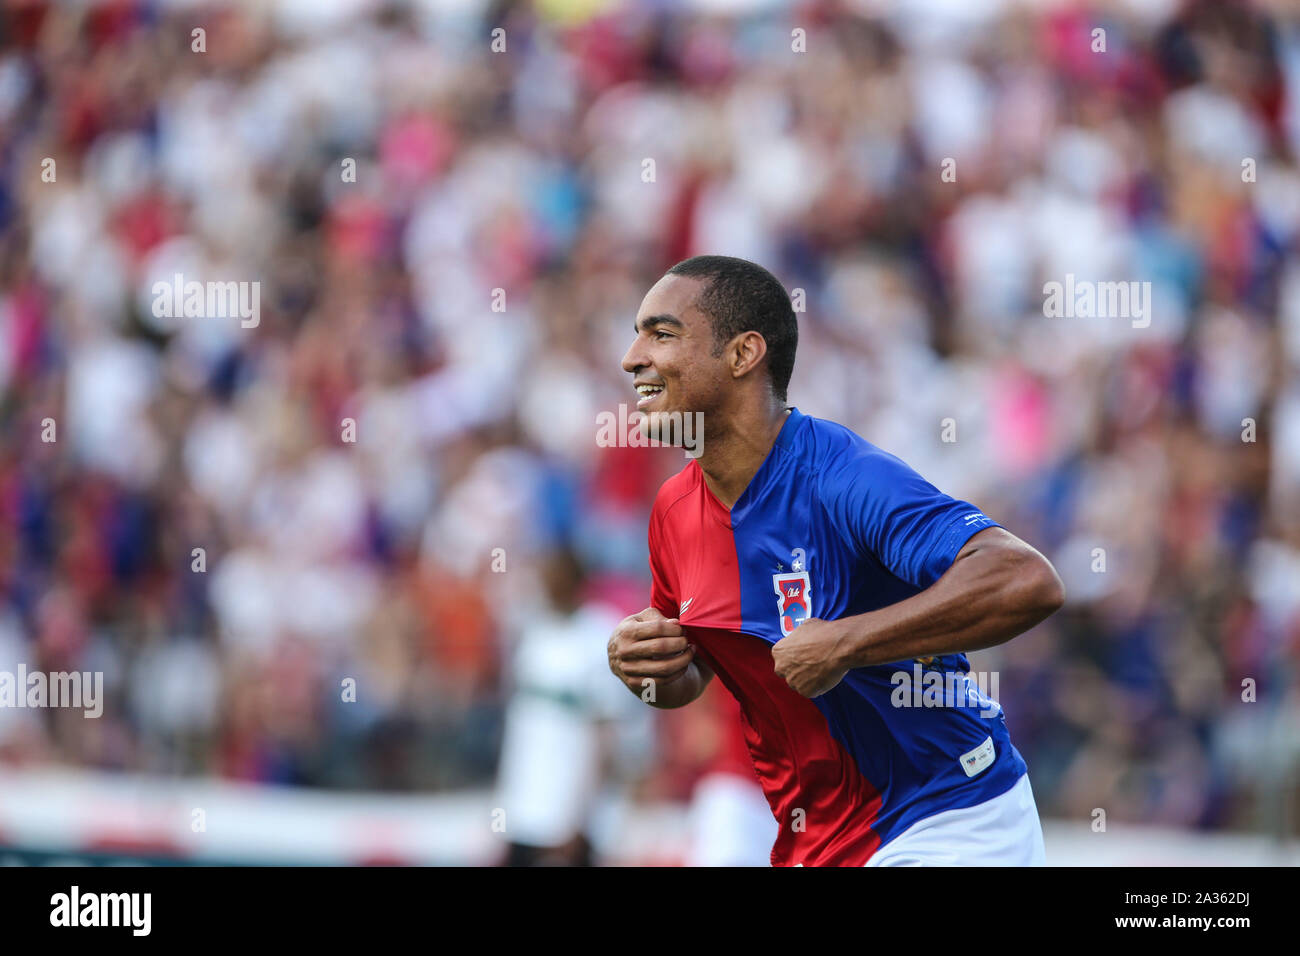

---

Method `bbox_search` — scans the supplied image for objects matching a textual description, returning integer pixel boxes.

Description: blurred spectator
[495,547,650,865]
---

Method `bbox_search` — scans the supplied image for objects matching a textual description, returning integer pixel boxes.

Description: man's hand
[771,618,849,698]
[608,607,712,708]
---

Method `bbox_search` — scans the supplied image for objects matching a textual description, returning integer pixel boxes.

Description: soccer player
[607,255,1065,866]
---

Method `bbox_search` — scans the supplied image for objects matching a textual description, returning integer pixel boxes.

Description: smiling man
[606,254,1065,866]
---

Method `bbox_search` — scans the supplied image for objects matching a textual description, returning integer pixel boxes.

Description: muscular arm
[773,527,1065,696]
[833,527,1065,668]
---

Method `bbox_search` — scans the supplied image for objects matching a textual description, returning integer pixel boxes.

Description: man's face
[621,274,726,427]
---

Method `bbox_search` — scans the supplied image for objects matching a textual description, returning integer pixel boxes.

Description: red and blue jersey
[647,407,1029,866]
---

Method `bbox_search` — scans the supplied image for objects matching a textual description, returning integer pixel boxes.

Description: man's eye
[654,330,671,340]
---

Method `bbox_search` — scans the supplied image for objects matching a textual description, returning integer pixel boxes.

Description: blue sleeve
[821,446,1000,590]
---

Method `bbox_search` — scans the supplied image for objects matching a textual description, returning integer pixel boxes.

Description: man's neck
[698,401,791,510]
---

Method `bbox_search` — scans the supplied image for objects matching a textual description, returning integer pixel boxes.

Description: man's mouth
[635,382,665,409]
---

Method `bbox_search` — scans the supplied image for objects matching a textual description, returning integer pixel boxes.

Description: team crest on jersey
[773,548,811,637]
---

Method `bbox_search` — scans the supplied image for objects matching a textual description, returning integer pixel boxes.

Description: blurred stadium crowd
[2,0,1300,858]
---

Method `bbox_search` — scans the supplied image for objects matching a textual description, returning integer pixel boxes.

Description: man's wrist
[642,663,699,709]
[830,613,874,671]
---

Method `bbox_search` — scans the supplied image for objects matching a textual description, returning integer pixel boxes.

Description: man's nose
[621,340,647,375]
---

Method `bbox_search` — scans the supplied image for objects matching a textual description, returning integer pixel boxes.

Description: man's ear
[729,330,768,381]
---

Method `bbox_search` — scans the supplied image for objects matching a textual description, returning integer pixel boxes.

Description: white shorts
[866,773,1046,866]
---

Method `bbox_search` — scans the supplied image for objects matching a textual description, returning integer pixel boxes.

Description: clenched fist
[771,617,849,698]
[608,607,692,684]
[608,607,712,708]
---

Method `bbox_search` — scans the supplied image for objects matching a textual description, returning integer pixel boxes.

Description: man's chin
[641,406,670,424]
[638,406,703,453]
[639,408,679,434]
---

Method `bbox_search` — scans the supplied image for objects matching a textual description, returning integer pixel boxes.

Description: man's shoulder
[795,411,867,454]
[790,411,892,475]
[789,412,936,511]
[650,459,702,521]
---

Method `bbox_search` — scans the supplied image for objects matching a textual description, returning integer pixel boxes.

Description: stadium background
[1,0,1299,865]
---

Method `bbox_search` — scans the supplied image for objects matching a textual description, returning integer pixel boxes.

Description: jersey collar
[700,406,804,528]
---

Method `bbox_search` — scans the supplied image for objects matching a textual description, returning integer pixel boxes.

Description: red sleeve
[648,506,678,618]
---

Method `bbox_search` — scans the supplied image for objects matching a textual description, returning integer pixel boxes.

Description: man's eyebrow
[634,314,685,333]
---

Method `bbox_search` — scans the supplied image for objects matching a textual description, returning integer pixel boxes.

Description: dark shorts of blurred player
[504,834,594,867]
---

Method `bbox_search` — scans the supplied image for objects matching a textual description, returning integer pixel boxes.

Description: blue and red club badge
[772,548,812,638]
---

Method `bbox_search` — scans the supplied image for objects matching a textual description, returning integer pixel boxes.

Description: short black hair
[666,255,798,404]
